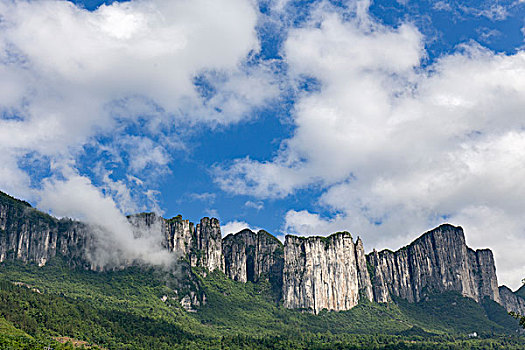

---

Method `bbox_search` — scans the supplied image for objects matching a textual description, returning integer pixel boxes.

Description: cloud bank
[0,0,276,268]
[216,1,525,288]
[1,0,524,288]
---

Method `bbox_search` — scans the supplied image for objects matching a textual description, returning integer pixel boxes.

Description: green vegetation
[165,214,184,224]
[257,229,284,246]
[395,293,518,334]
[0,258,524,349]
[0,190,32,208]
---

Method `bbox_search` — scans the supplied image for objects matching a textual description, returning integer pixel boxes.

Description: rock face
[130,214,224,273]
[355,237,374,302]
[223,229,257,283]
[0,192,226,274]
[0,192,92,268]
[1,190,520,316]
[192,218,224,272]
[499,286,525,314]
[282,232,361,314]
[367,224,501,304]
[223,229,284,294]
[164,215,194,257]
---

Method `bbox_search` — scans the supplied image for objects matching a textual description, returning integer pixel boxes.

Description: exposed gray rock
[0,192,223,273]
[223,229,257,282]
[223,229,284,297]
[192,217,224,272]
[2,189,519,317]
[470,249,501,303]
[367,250,390,303]
[254,230,284,291]
[499,286,525,314]
[355,237,374,302]
[128,214,223,272]
[164,215,194,257]
[282,232,360,314]
[367,224,501,304]
[0,193,93,268]
[127,212,161,231]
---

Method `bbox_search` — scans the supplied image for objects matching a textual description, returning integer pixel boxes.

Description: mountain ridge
[1,189,524,317]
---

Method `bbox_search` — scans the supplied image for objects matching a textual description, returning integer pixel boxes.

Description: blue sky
[1,0,525,287]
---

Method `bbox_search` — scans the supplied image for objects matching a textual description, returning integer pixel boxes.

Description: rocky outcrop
[164,215,194,257]
[130,214,224,272]
[192,218,224,272]
[367,250,391,303]
[367,224,501,304]
[499,286,525,315]
[223,229,257,283]
[282,232,361,313]
[355,237,374,302]
[0,192,93,268]
[254,230,284,290]
[0,191,226,273]
[470,249,500,303]
[223,229,283,294]
[1,190,520,316]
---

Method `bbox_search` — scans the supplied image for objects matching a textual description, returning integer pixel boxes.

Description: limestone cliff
[0,191,92,268]
[355,237,374,302]
[1,189,520,316]
[164,215,194,257]
[192,217,224,272]
[129,214,224,272]
[0,191,226,274]
[499,286,525,314]
[282,232,361,313]
[223,229,284,296]
[367,224,501,304]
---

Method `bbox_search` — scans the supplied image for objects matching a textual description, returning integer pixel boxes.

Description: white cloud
[467,4,510,21]
[120,136,170,173]
[433,1,452,11]
[0,0,269,178]
[0,0,275,267]
[217,2,525,288]
[38,172,173,268]
[0,0,264,157]
[190,192,216,203]
[245,200,264,210]
[221,220,257,236]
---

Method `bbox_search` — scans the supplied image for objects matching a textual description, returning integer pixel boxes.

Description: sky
[0,0,525,288]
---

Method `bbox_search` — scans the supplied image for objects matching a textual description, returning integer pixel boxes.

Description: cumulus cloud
[0,0,277,268]
[216,2,525,288]
[221,220,259,236]
[245,200,264,210]
[0,0,264,185]
[191,192,216,201]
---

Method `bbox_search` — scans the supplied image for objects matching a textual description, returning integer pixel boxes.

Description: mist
[38,174,177,270]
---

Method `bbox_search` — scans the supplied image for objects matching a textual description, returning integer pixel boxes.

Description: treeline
[0,258,524,349]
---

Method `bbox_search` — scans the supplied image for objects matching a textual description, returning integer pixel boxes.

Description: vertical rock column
[366,250,390,303]
[254,230,284,291]
[192,217,224,272]
[355,237,374,302]
[282,232,360,314]
[222,229,284,296]
[471,249,501,304]
[223,229,257,282]
[164,215,194,257]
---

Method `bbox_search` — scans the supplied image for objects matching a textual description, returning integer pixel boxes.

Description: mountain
[1,190,525,349]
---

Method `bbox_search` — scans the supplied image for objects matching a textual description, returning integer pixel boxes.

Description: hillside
[0,257,524,349]
[1,190,525,348]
